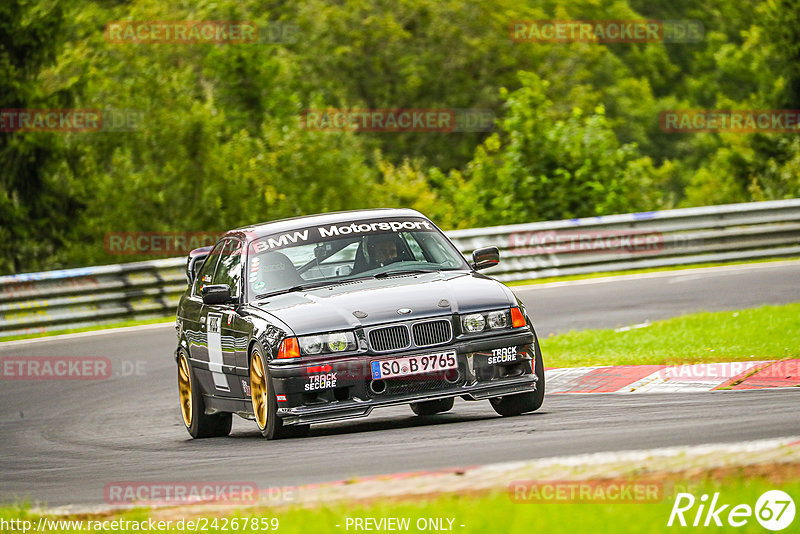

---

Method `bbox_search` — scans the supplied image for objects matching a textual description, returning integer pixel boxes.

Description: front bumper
[269,330,538,425]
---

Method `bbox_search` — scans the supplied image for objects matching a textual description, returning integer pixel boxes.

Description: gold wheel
[178,352,193,427]
[250,349,269,430]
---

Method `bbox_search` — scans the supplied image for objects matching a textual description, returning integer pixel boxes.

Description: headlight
[327,332,350,352]
[488,310,510,329]
[462,309,518,334]
[299,335,324,355]
[462,313,486,333]
[298,331,357,355]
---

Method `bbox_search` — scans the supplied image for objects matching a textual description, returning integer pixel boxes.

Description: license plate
[371,351,457,379]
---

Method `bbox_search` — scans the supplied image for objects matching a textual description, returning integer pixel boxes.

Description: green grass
[541,303,800,368]
[2,474,797,533]
[506,256,799,287]
[0,317,172,342]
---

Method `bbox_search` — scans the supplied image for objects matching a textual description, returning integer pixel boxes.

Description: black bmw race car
[174,209,545,439]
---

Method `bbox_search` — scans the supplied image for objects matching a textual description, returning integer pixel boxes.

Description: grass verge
[2,469,797,533]
[540,303,800,368]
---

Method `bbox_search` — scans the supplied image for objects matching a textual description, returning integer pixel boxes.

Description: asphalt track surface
[1,261,799,506]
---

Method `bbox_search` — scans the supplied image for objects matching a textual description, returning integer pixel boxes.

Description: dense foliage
[2,0,799,273]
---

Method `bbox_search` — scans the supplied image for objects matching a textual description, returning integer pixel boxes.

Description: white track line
[514,259,800,290]
[0,321,174,347]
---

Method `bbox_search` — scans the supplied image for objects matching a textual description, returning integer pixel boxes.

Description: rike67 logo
[668,490,795,531]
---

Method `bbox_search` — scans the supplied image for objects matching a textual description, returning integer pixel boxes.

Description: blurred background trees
[0,0,83,273]
[3,0,799,272]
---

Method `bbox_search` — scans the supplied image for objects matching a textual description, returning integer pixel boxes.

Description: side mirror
[202,284,233,305]
[472,246,500,270]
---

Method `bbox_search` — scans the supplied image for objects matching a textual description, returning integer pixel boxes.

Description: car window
[415,232,458,265]
[401,232,428,262]
[192,240,226,297]
[282,241,359,279]
[322,241,359,264]
[211,238,242,298]
[246,217,470,299]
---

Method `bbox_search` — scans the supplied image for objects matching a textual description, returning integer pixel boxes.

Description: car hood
[250,271,515,335]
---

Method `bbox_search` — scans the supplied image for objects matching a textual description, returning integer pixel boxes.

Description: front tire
[410,397,454,416]
[490,337,545,417]
[249,345,309,439]
[177,349,232,438]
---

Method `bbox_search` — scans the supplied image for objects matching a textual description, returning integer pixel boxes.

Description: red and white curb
[546,359,800,393]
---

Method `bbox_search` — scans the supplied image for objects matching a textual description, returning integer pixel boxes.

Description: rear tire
[490,337,545,417]
[410,397,454,416]
[178,349,232,438]
[249,345,310,440]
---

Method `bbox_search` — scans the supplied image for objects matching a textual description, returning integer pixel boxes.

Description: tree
[439,72,667,227]
[0,0,83,273]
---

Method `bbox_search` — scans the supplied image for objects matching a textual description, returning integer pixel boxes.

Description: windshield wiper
[256,275,386,299]
[373,268,439,279]
[254,280,340,300]
[255,270,442,299]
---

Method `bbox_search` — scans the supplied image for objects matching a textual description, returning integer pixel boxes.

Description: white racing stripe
[205,312,230,392]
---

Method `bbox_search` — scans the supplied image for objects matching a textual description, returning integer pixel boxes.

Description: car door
[183,240,224,386]
[202,238,250,397]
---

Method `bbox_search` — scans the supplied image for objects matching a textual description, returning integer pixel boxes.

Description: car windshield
[246,217,469,299]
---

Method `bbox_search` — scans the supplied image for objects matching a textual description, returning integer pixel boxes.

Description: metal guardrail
[447,198,800,281]
[1,199,799,338]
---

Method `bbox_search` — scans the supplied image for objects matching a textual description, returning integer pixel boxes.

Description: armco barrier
[0,259,185,338]
[1,199,799,338]
[447,198,800,281]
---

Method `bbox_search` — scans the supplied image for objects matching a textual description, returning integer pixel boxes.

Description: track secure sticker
[488,346,518,365]
[241,379,251,396]
[305,372,337,391]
